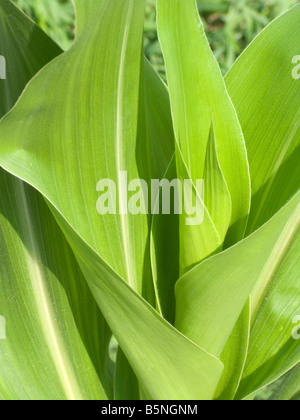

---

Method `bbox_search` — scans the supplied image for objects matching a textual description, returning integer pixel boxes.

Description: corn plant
[0,0,299,401]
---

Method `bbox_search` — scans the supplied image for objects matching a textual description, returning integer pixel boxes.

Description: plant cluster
[0,0,299,401]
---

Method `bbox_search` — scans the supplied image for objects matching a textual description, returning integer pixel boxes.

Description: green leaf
[0,0,61,116]
[157,0,251,251]
[175,190,300,393]
[175,143,222,274]
[142,58,175,181]
[0,0,111,400]
[49,204,224,400]
[226,4,300,234]
[0,0,152,296]
[0,0,224,400]
[138,57,176,311]
[150,155,179,322]
[0,175,111,400]
[114,347,139,400]
[236,207,300,398]
[74,0,106,37]
[204,120,232,242]
[214,300,250,400]
[270,364,300,400]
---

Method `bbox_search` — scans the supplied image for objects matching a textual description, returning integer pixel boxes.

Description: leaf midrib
[116,0,135,290]
[17,180,83,401]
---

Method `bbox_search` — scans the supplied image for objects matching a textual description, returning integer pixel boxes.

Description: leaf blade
[0,0,111,400]
[226,4,300,234]
[157,0,251,251]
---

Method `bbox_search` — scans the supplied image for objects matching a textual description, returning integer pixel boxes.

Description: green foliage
[199,0,299,73]
[14,0,300,74]
[0,0,299,401]
[13,0,74,50]
[145,0,300,76]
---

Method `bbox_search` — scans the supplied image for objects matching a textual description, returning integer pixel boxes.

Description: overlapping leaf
[176,191,300,398]
[0,0,299,401]
[270,364,300,400]
[204,122,232,243]
[226,4,300,234]
[0,0,111,400]
[214,300,250,400]
[0,0,224,400]
[0,175,111,400]
[157,0,251,261]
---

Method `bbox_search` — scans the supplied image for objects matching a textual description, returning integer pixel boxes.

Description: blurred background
[13,0,299,77]
[11,0,300,400]
[144,0,299,77]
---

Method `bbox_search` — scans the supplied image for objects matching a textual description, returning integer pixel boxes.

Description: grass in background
[145,0,299,78]
[13,0,299,74]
